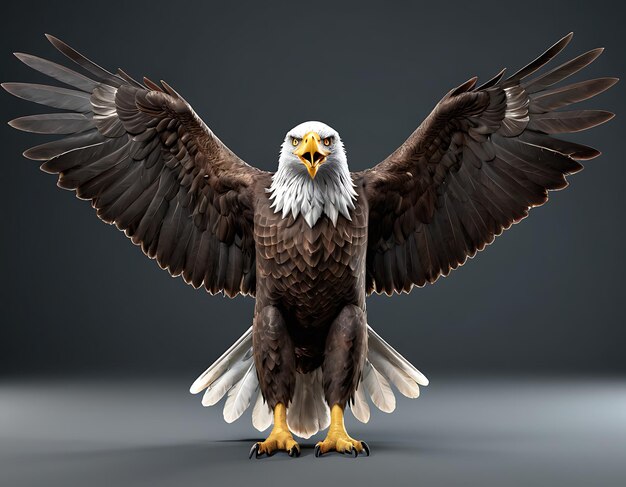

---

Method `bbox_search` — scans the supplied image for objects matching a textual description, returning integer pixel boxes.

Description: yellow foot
[314,404,370,457]
[250,429,300,458]
[315,433,369,457]
[249,403,300,458]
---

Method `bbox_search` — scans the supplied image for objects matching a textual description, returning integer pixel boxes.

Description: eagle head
[269,121,357,227]
[279,121,347,179]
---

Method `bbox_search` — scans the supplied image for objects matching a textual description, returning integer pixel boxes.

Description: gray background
[0,1,625,486]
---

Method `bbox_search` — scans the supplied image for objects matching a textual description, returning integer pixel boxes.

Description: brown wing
[3,35,268,297]
[360,33,617,295]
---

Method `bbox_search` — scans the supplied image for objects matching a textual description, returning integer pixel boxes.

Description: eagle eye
[291,137,299,146]
[323,137,331,146]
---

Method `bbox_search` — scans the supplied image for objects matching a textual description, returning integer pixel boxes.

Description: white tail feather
[191,324,428,435]
[367,325,429,386]
[223,364,259,423]
[252,390,273,432]
[363,361,396,413]
[350,381,370,423]
[287,368,330,439]
[190,326,253,394]
[368,349,420,398]
[201,358,251,406]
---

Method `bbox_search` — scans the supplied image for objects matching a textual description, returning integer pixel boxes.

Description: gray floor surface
[1,377,625,487]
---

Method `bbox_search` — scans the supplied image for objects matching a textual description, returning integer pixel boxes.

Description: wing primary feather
[449,76,478,97]
[160,80,183,98]
[13,52,98,92]
[523,48,605,93]
[116,68,144,88]
[8,113,95,134]
[505,32,573,84]
[528,110,615,134]
[476,68,506,90]
[42,137,126,175]
[44,34,123,86]
[517,130,600,160]
[23,129,105,160]
[529,78,618,113]
[2,82,92,112]
[143,77,163,92]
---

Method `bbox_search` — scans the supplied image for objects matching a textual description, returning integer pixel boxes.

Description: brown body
[252,179,369,407]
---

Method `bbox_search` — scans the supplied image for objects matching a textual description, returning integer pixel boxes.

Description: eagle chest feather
[254,196,368,325]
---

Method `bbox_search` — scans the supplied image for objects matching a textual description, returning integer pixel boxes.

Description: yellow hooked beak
[293,131,330,179]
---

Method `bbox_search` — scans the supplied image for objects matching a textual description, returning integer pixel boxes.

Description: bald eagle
[4,33,616,458]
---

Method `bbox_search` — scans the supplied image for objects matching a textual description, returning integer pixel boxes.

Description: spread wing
[360,33,617,295]
[4,35,268,297]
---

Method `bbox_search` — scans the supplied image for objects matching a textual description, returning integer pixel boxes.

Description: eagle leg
[249,403,300,458]
[317,305,369,457]
[253,305,296,408]
[251,306,299,458]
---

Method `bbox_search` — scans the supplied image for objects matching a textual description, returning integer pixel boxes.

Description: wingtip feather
[22,148,38,160]
[44,33,63,48]
[558,32,574,47]
[581,149,602,160]
[160,80,181,98]
[507,32,576,84]
[449,76,478,97]
[552,32,574,53]
[143,77,162,92]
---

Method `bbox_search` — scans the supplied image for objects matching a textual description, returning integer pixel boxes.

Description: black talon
[249,443,260,459]
[314,445,322,457]
[288,445,300,458]
[361,441,370,457]
[351,447,358,458]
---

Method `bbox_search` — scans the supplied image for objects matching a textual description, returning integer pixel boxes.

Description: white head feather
[267,121,357,228]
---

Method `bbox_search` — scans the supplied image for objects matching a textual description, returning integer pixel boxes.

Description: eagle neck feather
[267,164,357,228]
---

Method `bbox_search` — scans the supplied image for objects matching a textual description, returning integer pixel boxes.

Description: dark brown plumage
[253,195,368,406]
[360,34,616,295]
[3,33,616,457]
